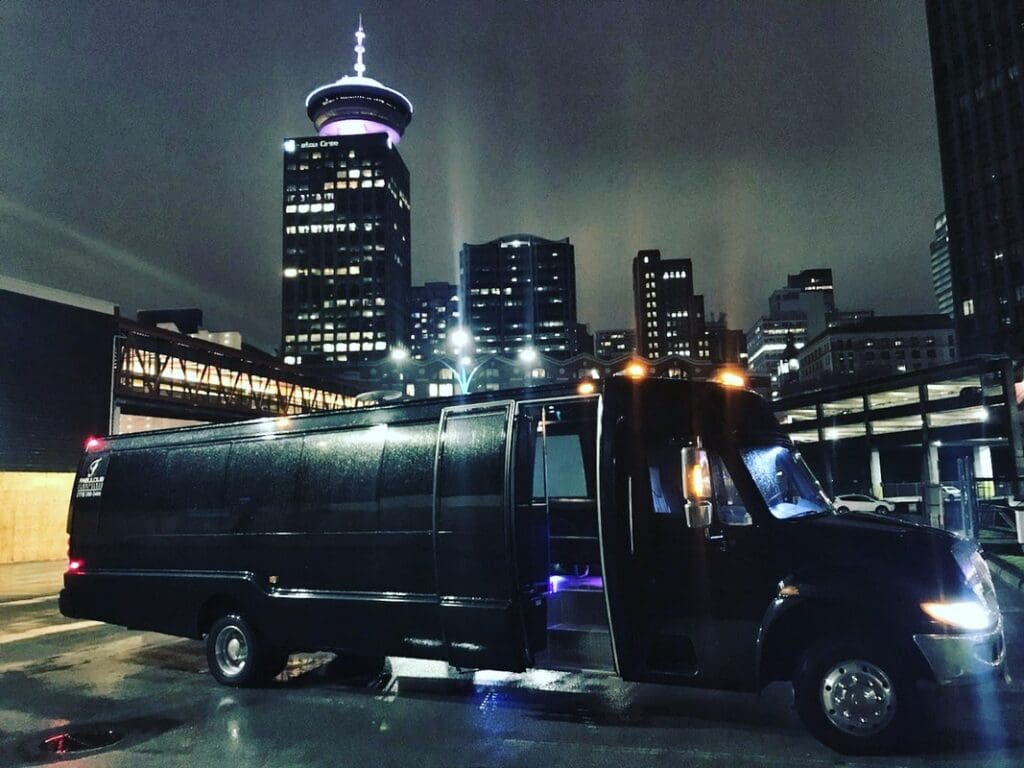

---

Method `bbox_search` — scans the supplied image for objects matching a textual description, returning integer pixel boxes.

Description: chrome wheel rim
[821,658,896,735]
[214,625,248,677]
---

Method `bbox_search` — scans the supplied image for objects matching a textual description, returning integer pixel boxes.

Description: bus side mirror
[682,448,714,529]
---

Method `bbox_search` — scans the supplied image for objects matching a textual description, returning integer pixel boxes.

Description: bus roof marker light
[84,436,104,452]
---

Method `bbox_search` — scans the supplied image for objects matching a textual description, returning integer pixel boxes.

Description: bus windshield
[740,445,831,520]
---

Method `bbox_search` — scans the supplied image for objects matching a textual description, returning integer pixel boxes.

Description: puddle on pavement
[19,717,181,764]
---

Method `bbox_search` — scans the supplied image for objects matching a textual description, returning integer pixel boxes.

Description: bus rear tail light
[67,559,84,574]
[84,436,105,452]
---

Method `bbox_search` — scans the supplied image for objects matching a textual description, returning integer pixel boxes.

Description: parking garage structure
[773,356,1024,519]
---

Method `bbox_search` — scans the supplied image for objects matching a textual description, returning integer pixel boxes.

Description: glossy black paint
[62,379,970,693]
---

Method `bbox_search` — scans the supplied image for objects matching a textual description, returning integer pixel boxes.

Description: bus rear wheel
[793,637,916,754]
[206,613,287,687]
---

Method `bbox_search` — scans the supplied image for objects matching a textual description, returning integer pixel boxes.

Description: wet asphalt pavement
[2,581,1024,768]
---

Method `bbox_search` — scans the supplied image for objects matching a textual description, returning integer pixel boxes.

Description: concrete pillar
[973,444,994,498]
[926,443,940,485]
[870,448,883,498]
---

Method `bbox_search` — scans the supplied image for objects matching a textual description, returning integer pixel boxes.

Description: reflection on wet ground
[4,608,1024,768]
[109,639,1024,748]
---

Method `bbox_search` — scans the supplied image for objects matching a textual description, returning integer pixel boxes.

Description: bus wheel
[793,638,915,754]
[206,613,284,687]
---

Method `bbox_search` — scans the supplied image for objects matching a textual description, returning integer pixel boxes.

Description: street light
[389,346,409,387]
[449,327,472,353]
[517,346,538,365]
[439,327,488,394]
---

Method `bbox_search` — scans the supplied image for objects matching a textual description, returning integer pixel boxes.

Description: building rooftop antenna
[354,16,367,77]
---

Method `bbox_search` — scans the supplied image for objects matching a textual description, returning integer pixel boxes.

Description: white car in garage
[833,493,896,514]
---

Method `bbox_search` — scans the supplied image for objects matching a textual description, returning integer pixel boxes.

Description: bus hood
[777,511,968,601]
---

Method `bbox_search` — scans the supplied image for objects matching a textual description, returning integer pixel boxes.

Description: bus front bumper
[913,622,1006,686]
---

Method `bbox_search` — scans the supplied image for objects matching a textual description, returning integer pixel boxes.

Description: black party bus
[61,376,1005,753]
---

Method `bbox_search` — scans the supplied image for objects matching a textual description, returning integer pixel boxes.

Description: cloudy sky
[0,1,943,352]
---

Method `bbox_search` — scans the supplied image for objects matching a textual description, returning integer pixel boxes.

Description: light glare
[921,600,994,631]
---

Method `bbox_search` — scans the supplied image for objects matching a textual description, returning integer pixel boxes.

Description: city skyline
[1,1,943,351]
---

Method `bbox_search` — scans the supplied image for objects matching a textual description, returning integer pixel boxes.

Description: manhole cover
[40,728,123,755]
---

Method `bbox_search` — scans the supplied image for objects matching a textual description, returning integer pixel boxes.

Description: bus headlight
[921,600,995,632]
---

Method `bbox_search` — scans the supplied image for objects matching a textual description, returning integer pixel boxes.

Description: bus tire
[206,613,284,687]
[793,637,915,754]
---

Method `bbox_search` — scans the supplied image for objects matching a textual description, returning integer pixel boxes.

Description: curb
[987,554,1024,591]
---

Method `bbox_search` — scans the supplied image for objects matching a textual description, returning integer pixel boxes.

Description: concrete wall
[0,472,73,563]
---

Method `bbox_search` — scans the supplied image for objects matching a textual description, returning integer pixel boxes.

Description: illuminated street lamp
[389,346,409,385]
[517,346,538,365]
[441,327,487,393]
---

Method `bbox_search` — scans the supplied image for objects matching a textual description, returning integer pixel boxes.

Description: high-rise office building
[768,269,836,321]
[632,250,707,359]
[409,282,459,360]
[281,22,413,370]
[746,269,837,397]
[926,0,1024,354]
[930,212,954,316]
[458,235,578,357]
[595,328,636,359]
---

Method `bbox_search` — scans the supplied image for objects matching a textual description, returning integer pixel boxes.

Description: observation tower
[304,19,413,145]
[281,20,413,372]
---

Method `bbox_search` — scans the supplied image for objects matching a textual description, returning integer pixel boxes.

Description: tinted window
[100,449,167,536]
[741,446,831,520]
[711,457,751,526]
[647,443,684,515]
[534,434,588,498]
[165,445,234,534]
[379,422,436,531]
[224,437,304,533]
[299,426,385,532]
[438,412,507,500]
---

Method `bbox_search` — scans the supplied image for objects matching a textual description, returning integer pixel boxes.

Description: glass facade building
[459,235,579,357]
[927,0,1024,354]
[281,134,411,370]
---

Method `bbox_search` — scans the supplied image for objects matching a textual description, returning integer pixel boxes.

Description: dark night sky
[0,1,943,353]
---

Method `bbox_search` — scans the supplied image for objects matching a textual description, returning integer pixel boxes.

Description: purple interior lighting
[548,574,604,593]
[319,118,401,145]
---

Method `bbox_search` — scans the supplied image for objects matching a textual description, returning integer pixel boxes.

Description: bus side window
[100,449,167,536]
[379,422,436,531]
[299,426,385,532]
[544,434,589,498]
[710,456,752,527]
[224,437,303,533]
[647,444,684,515]
[165,445,233,534]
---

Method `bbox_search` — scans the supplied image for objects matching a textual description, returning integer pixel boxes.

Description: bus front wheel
[793,637,916,754]
[206,613,287,687]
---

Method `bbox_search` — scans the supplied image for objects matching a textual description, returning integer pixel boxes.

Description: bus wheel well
[197,596,243,638]
[759,603,929,689]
